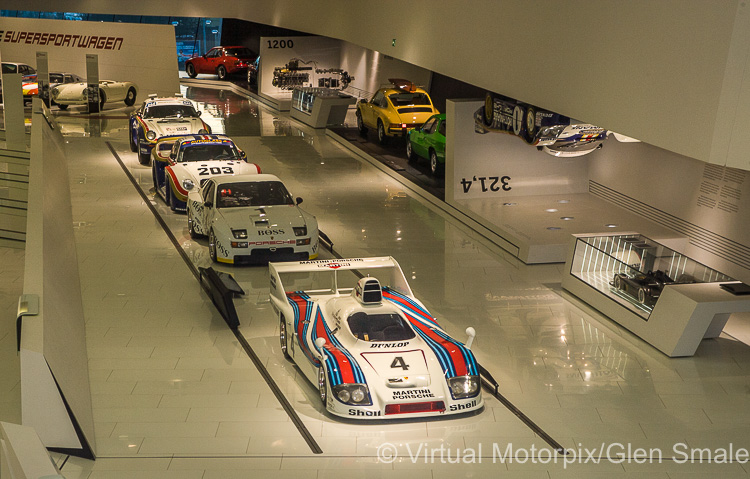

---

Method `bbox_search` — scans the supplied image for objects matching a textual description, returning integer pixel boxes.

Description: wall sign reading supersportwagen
[459,175,511,194]
[0,30,123,50]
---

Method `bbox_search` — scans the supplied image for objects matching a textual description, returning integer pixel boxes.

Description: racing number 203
[197,166,234,176]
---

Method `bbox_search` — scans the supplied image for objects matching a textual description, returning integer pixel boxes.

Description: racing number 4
[390,357,409,370]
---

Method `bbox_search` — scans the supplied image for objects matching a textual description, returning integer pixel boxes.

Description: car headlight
[146,131,157,141]
[538,125,565,139]
[51,88,59,99]
[447,375,480,399]
[182,179,194,190]
[332,384,372,405]
[232,229,247,239]
[198,128,209,134]
[293,226,307,237]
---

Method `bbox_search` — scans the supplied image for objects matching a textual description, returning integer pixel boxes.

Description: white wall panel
[0,16,179,98]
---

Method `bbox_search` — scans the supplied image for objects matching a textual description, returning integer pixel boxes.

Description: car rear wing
[269,256,413,305]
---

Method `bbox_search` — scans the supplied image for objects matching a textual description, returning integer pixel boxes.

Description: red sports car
[184,46,257,80]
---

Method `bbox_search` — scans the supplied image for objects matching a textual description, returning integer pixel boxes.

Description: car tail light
[385,401,445,415]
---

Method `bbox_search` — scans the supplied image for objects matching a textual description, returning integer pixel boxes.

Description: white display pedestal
[562,233,750,357]
[290,88,355,129]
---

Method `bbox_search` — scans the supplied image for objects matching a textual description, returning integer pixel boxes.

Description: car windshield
[225,48,255,58]
[178,143,240,162]
[49,73,64,83]
[347,312,416,342]
[144,104,198,119]
[216,181,294,208]
[388,92,431,107]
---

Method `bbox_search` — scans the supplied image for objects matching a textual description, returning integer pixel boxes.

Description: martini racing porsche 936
[188,174,319,264]
[269,257,483,419]
[129,94,211,164]
[151,134,260,212]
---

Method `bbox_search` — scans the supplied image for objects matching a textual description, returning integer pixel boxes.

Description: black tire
[406,139,416,162]
[188,209,198,239]
[57,103,68,110]
[129,126,137,152]
[356,110,367,136]
[430,149,443,176]
[524,105,537,143]
[483,92,495,126]
[614,275,622,290]
[137,133,149,165]
[217,65,228,80]
[318,366,327,405]
[377,120,387,145]
[99,90,106,110]
[209,230,218,263]
[186,63,197,78]
[166,178,177,211]
[280,316,290,359]
[638,287,647,304]
[124,87,136,106]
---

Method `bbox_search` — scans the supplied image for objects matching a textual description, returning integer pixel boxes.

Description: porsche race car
[269,257,483,419]
[474,92,607,157]
[187,174,319,264]
[130,94,212,164]
[612,269,695,307]
[22,72,84,105]
[51,80,137,110]
[152,134,260,212]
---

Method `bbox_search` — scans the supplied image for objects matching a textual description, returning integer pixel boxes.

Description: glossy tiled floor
[6,86,750,478]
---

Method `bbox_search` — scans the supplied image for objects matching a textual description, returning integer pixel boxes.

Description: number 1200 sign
[460,175,511,194]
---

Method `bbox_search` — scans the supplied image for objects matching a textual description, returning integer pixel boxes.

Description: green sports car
[406,113,446,176]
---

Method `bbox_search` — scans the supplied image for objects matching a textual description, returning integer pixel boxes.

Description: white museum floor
[3,86,750,478]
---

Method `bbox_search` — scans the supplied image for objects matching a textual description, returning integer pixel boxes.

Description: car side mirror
[359,98,368,104]
[296,197,303,205]
[239,150,247,160]
[204,201,212,208]
[196,111,202,116]
[169,152,177,160]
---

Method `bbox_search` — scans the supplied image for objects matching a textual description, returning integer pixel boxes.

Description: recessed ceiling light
[557,199,570,204]
[560,216,574,221]
[605,224,618,228]
[547,227,562,230]
[545,208,558,213]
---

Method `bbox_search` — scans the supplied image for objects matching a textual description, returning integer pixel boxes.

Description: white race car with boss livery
[151,134,260,212]
[129,94,211,164]
[188,174,319,264]
[269,257,483,419]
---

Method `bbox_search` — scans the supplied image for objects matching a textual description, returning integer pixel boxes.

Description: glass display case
[290,87,356,128]
[569,234,734,320]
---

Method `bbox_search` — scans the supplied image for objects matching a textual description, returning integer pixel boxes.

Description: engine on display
[271,58,354,90]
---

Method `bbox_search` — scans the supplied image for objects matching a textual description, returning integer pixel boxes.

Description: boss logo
[258,229,285,235]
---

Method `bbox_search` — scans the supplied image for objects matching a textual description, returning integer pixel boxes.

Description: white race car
[130,94,212,164]
[188,174,319,264]
[50,80,137,110]
[151,134,260,212]
[269,257,483,419]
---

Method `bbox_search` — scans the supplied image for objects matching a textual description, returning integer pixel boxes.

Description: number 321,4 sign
[460,175,511,194]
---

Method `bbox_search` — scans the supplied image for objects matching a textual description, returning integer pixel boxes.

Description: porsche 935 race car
[51,80,137,110]
[151,134,260,212]
[129,94,211,164]
[474,92,607,157]
[188,174,319,264]
[269,257,483,419]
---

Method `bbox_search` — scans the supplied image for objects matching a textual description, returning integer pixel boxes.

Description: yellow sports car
[356,78,439,144]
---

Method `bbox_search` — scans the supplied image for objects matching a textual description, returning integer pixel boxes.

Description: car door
[364,91,385,128]
[202,48,221,73]
[200,180,217,232]
[413,116,436,159]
